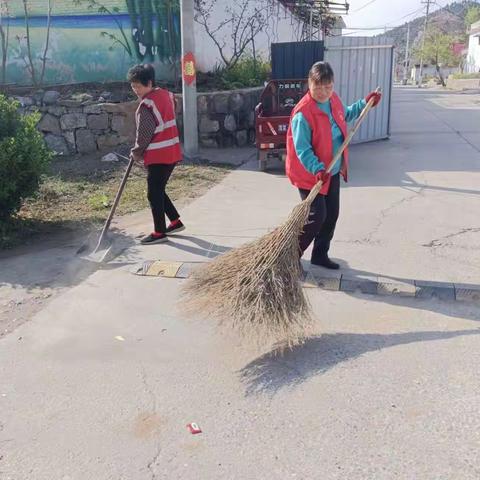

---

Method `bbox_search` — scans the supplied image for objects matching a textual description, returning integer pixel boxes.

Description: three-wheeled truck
[254,79,308,171]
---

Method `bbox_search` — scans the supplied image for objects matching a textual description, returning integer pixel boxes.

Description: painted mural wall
[0,0,181,86]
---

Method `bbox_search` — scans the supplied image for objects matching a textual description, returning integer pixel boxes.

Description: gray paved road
[1,87,479,479]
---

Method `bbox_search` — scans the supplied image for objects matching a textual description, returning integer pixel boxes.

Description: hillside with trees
[377,0,480,68]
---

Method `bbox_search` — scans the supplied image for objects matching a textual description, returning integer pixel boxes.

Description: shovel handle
[93,153,135,251]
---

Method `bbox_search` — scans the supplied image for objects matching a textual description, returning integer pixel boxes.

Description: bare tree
[73,0,133,58]
[15,0,54,85]
[194,0,270,69]
[0,0,10,84]
[39,0,52,85]
[21,0,36,85]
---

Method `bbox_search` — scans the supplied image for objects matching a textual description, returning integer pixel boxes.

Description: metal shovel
[77,152,134,263]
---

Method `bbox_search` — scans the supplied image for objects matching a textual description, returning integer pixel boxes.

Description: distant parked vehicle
[255,79,308,171]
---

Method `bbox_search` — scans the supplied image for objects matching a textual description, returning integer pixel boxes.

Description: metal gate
[270,37,394,144]
[324,36,394,143]
[271,41,325,79]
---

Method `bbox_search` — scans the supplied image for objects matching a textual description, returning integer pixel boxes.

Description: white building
[193,0,343,72]
[465,20,480,73]
[410,64,458,83]
[330,16,346,37]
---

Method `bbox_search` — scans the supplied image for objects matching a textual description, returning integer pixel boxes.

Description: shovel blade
[76,231,113,263]
[82,244,113,263]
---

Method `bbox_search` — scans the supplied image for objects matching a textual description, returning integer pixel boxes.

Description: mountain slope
[375,0,479,63]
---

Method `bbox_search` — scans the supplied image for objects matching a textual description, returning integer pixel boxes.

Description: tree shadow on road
[167,234,231,258]
[239,329,480,396]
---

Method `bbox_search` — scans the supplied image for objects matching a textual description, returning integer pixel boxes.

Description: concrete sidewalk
[1,87,480,479]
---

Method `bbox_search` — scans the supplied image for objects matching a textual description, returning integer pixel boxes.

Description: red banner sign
[182,52,196,86]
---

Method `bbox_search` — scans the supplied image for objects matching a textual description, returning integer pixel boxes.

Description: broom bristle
[181,200,315,347]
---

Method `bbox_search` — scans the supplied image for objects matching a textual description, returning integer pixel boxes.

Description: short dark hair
[127,64,155,86]
[308,61,334,85]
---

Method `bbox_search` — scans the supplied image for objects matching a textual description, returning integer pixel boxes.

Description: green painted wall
[0,0,181,86]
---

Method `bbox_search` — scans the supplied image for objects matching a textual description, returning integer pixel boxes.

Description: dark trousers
[147,163,180,233]
[298,173,340,262]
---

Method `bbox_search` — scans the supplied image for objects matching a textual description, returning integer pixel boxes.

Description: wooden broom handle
[306,86,381,202]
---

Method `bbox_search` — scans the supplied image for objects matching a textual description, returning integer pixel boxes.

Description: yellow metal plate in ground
[137,261,183,277]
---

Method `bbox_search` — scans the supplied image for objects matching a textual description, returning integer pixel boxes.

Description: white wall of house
[465,20,480,73]
[410,64,458,82]
[193,0,304,71]
[329,16,346,38]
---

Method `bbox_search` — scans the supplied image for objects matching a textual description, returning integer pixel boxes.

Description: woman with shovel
[128,64,185,245]
[286,61,382,269]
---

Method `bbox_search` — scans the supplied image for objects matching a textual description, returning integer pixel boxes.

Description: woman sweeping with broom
[286,61,382,269]
[183,61,381,346]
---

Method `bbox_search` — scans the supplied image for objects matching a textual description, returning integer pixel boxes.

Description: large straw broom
[181,90,379,347]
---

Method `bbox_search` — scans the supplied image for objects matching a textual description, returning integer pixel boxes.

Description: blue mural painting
[0,0,181,86]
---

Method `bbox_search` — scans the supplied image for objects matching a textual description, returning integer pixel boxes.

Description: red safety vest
[285,91,349,195]
[137,88,182,166]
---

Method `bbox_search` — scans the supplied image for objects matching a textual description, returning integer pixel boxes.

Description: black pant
[147,163,180,233]
[298,173,340,263]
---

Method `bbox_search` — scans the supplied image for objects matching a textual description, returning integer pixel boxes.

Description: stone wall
[15,91,137,155]
[182,87,262,148]
[13,86,262,155]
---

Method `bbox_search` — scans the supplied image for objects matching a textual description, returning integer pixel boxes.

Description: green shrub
[88,192,110,210]
[0,95,52,222]
[197,55,271,91]
[223,56,271,88]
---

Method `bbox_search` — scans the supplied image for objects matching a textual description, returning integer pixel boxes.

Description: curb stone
[376,276,417,297]
[308,269,341,291]
[310,273,478,303]
[414,280,455,301]
[133,260,480,304]
[339,275,378,295]
[453,283,480,303]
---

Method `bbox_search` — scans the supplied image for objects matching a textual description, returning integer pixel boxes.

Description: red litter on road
[187,423,202,434]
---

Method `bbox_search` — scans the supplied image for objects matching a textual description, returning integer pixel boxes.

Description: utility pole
[418,0,431,87]
[403,22,410,85]
[180,0,199,157]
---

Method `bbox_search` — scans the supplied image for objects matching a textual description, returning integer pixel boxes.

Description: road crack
[361,191,422,244]
[422,227,480,248]
[140,365,161,480]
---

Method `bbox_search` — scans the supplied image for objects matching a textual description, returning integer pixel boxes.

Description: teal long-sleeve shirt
[291,97,366,176]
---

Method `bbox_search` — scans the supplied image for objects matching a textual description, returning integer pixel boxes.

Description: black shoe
[140,232,168,245]
[311,256,340,270]
[166,219,185,234]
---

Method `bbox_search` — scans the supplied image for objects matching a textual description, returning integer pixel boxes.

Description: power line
[351,0,379,13]
[344,6,425,32]
[385,6,426,25]
[343,27,392,30]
